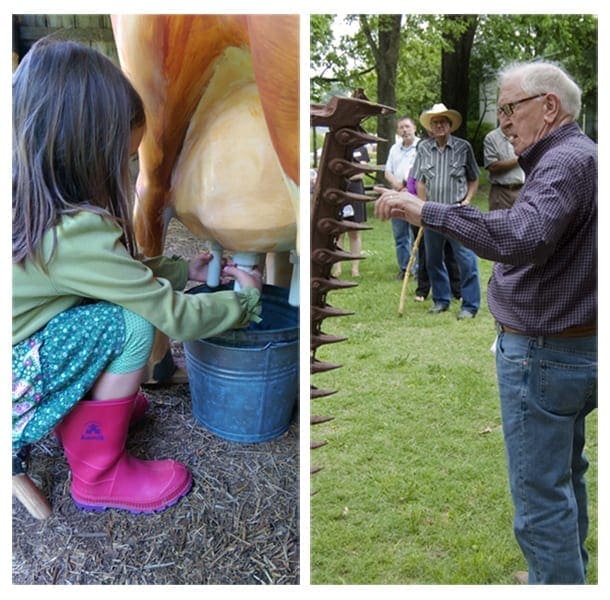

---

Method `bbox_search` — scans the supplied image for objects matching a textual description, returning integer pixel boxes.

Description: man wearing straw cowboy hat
[374,60,596,584]
[409,102,481,319]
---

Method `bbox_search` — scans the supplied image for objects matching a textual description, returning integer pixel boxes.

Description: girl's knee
[107,308,154,374]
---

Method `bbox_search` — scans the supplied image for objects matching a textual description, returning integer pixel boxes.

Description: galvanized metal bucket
[184,284,299,443]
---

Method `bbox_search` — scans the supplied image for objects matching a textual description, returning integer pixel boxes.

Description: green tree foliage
[310,14,349,101]
[310,14,598,144]
[470,14,597,138]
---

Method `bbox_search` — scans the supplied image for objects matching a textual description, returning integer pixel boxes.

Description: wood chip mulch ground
[12,388,299,584]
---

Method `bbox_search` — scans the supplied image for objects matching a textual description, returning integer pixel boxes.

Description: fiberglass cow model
[111,14,299,382]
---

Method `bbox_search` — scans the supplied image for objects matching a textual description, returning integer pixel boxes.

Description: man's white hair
[499,61,582,120]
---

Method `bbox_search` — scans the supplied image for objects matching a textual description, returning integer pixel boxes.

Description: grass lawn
[309,176,598,585]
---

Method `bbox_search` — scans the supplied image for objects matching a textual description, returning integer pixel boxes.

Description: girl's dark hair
[12,37,146,265]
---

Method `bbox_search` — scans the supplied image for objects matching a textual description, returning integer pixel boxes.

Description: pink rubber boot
[55,391,149,443]
[131,391,150,423]
[55,395,191,513]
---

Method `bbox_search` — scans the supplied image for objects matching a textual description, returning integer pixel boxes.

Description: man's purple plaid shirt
[422,122,597,335]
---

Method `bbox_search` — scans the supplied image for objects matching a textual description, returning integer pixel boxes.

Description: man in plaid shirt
[375,60,597,584]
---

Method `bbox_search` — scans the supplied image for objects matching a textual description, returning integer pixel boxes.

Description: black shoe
[428,303,449,314]
[395,270,406,280]
[457,309,476,320]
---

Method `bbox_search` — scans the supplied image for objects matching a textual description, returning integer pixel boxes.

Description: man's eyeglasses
[497,93,546,117]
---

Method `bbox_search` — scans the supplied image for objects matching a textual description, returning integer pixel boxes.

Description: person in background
[405,169,461,303]
[384,116,419,280]
[12,38,262,515]
[375,60,596,584]
[333,144,370,278]
[483,125,525,210]
[410,103,480,319]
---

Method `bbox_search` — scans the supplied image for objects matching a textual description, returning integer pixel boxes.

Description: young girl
[12,37,263,514]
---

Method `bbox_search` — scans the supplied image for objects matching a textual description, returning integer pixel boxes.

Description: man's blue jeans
[495,332,597,584]
[423,228,480,312]
[391,217,413,272]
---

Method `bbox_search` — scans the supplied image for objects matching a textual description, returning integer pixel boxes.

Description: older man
[375,61,597,584]
[410,103,481,319]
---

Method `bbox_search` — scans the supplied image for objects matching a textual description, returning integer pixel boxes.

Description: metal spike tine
[310,96,394,129]
[311,305,354,320]
[310,415,335,425]
[311,359,342,373]
[311,247,363,266]
[317,217,372,235]
[311,277,358,292]
[310,386,338,399]
[333,127,384,147]
[311,440,328,449]
[311,333,348,349]
[328,157,384,178]
[321,187,374,207]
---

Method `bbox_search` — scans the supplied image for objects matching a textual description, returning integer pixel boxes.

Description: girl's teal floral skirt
[12,302,126,451]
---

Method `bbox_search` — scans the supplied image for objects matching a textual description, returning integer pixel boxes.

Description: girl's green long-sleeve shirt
[12,211,261,345]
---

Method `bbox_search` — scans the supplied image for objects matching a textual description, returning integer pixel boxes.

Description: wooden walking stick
[398,226,425,316]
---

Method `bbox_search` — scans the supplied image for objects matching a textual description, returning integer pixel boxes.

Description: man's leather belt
[498,323,597,338]
[494,183,523,190]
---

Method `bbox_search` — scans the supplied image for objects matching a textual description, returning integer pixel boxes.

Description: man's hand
[373,186,425,226]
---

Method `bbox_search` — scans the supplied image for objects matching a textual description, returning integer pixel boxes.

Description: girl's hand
[223,264,263,292]
[187,252,214,282]
[188,252,232,284]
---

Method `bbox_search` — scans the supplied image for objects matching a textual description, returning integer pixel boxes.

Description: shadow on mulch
[12,381,300,585]
[12,220,299,585]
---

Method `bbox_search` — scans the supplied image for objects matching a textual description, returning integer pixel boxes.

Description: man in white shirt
[384,116,420,279]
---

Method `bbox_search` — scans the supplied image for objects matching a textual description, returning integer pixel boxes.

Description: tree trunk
[360,14,402,181]
[441,15,478,139]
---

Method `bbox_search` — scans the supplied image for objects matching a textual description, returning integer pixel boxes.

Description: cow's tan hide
[111,14,299,257]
